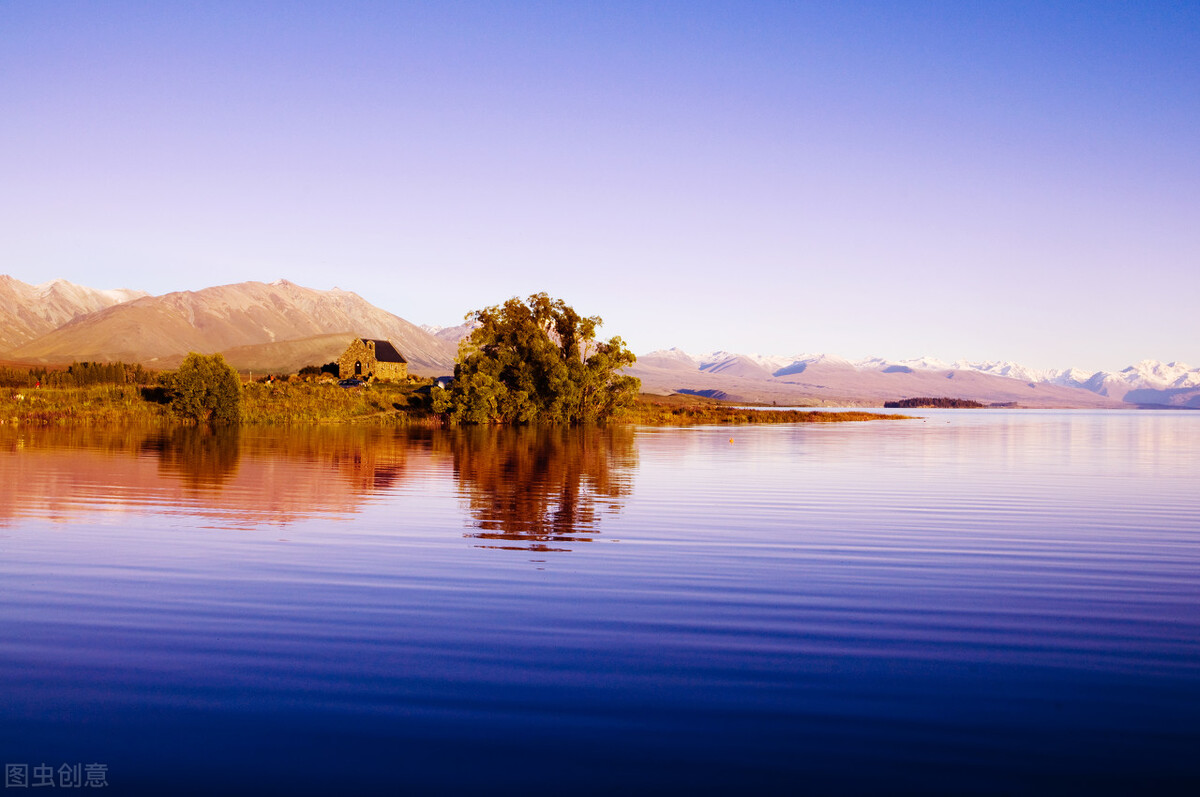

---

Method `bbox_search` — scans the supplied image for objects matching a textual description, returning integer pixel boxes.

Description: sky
[1,1,1197,373]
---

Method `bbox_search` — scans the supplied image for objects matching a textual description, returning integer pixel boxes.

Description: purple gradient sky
[2,1,1197,372]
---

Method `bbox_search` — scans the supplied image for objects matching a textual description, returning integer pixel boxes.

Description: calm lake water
[1,411,1198,795]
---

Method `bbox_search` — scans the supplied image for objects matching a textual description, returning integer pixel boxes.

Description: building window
[355,361,362,375]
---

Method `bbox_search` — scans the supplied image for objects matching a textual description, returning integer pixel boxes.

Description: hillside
[0,275,145,351]
[152,333,458,378]
[6,279,457,375]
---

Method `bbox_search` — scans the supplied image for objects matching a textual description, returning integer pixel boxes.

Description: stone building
[337,338,408,381]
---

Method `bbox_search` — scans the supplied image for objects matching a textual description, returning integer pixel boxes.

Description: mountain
[148,333,361,376]
[696,352,778,380]
[1054,360,1200,406]
[636,348,703,372]
[4,274,1194,406]
[926,357,1200,406]
[0,275,146,351]
[4,278,457,376]
[630,349,1155,408]
[421,320,478,345]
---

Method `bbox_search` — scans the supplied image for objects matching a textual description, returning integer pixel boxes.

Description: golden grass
[620,395,912,425]
[1,384,911,428]
[2,385,169,426]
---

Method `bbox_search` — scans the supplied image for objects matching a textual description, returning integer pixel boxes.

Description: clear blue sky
[2,1,1197,372]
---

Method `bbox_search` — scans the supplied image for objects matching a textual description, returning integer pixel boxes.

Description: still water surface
[1,412,1198,794]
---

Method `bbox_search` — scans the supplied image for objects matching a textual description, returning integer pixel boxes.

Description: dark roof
[364,338,407,363]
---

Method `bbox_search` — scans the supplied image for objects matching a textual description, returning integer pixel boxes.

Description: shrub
[167,353,243,425]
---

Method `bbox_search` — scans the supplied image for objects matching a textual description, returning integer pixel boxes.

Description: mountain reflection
[441,426,636,551]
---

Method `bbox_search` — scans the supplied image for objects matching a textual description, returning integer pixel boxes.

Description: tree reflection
[141,426,242,490]
[247,427,409,495]
[0,424,634,536]
[443,425,636,551]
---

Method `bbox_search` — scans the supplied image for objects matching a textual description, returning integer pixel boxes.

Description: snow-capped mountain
[633,348,1200,408]
[946,360,1057,384]
[1114,360,1200,389]
[421,320,479,344]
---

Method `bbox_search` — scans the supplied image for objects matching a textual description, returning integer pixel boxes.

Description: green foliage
[0,367,32,388]
[444,293,641,424]
[297,362,340,379]
[883,397,986,409]
[430,385,453,414]
[167,353,244,425]
[1,361,154,389]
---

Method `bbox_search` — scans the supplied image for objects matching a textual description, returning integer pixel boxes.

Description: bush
[167,353,243,425]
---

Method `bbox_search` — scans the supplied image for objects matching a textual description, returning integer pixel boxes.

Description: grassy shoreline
[623,394,912,425]
[2,383,913,427]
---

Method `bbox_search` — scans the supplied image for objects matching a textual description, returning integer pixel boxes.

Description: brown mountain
[5,279,456,375]
[0,275,146,351]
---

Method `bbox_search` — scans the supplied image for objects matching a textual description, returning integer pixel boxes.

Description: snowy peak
[1120,360,1199,389]
[641,349,841,378]
[854,356,953,374]
[424,320,478,344]
[634,347,1200,406]
[1048,367,1098,387]
[35,277,147,309]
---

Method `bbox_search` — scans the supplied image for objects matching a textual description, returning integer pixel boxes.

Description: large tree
[439,293,640,424]
[168,352,243,425]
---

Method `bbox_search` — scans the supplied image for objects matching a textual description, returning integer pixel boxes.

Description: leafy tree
[168,353,243,425]
[444,293,640,424]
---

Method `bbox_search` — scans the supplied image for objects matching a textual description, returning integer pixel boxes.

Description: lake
[1,411,1198,795]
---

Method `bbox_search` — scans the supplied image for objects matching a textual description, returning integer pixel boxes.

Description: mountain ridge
[2,275,1194,406]
[1,277,456,376]
[631,349,1200,408]
[0,275,147,351]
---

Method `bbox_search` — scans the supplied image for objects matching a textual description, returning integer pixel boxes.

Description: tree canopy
[437,293,640,424]
[168,352,243,425]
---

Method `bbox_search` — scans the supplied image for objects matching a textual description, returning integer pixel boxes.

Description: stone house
[338,338,408,381]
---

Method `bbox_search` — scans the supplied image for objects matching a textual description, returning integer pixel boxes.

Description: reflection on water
[442,425,636,551]
[1,413,1199,794]
[0,424,631,544]
[0,425,420,529]
[141,426,242,490]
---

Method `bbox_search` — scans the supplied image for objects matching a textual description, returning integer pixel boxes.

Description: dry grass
[621,395,913,425]
[2,385,170,426]
[0,384,912,428]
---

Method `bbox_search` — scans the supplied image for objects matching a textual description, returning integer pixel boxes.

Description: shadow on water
[439,425,637,551]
